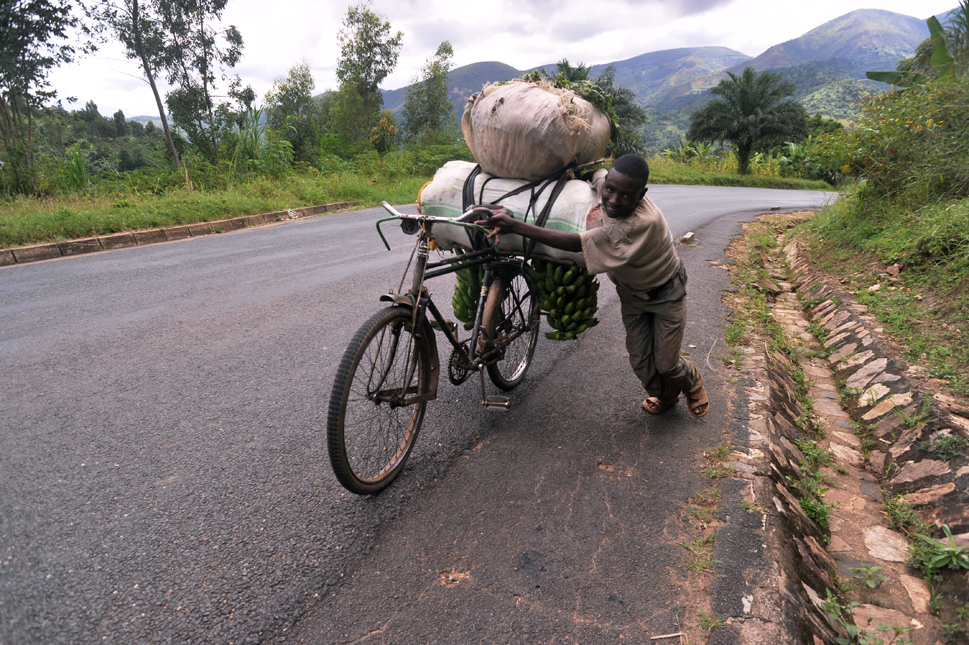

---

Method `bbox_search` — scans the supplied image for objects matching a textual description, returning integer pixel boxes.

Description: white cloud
[46,0,956,117]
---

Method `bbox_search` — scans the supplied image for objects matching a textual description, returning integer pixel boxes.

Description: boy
[482,154,709,417]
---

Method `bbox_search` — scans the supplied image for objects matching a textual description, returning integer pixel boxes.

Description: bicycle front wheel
[327,307,430,495]
[481,271,540,391]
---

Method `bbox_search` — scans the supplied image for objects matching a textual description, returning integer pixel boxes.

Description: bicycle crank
[448,340,473,386]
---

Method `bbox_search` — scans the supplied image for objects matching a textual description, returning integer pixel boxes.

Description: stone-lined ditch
[705,213,968,644]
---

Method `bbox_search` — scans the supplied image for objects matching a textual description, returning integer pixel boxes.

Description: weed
[796,439,835,470]
[692,489,721,506]
[920,433,969,460]
[682,534,720,573]
[839,386,863,408]
[689,507,713,522]
[892,396,933,429]
[740,500,759,511]
[820,588,914,644]
[724,318,747,345]
[787,473,832,528]
[850,565,888,589]
[709,443,731,460]
[697,610,725,631]
[704,466,734,480]
[928,581,942,615]
[914,525,969,574]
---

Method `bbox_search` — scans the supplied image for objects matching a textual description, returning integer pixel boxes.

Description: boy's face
[601,169,646,219]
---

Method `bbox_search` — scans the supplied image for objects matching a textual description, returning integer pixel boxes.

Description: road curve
[0,185,833,643]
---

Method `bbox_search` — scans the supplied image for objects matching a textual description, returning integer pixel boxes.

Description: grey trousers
[616,263,703,404]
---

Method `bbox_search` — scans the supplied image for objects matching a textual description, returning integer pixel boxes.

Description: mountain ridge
[374,7,953,149]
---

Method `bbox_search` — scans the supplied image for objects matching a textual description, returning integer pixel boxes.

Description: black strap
[524,168,572,261]
[462,163,576,254]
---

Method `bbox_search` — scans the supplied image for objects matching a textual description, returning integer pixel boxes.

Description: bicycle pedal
[483,395,511,412]
[430,318,457,335]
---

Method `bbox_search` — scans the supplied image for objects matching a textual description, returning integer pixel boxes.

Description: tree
[593,66,648,156]
[401,41,457,145]
[944,0,969,75]
[687,67,807,174]
[264,61,327,163]
[113,108,128,136]
[160,0,244,163]
[86,0,182,168]
[552,58,591,84]
[332,3,402,145]
[0,0,84,193]
[328,84,373,146]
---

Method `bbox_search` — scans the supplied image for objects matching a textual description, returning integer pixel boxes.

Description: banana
[527,260,600,342]
[451,254,483,326]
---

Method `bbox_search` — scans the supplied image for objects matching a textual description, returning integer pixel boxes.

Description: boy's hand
[482,211,516,244]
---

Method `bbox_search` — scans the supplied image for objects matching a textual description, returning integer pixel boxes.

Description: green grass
[0,171,427,248]
[697,610,725,631]
[648,158,832,190]
[682,534,719,573]
[806,190,969,397]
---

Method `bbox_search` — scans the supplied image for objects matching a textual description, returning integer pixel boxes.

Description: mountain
[531,47,750,106]
[380,61,521,121]
[746,9,928,74]
[374,7,952,150]
[381,48,750,122]
[648,9,932,116]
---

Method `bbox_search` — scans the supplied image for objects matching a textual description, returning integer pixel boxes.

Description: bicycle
[326,201,547,495]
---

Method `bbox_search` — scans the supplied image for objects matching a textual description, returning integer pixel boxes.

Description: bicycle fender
[418,317,440,402]
[375,295,440,401]
[379,293,415,307]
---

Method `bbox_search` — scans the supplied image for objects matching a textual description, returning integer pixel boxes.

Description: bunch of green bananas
[451,250,483,330]
[528,258,599,340]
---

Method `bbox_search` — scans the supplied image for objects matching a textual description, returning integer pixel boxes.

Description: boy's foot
[687,385,710,418]
[642,397,677,414]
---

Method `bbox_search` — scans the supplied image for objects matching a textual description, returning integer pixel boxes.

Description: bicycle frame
[375,202,533,408]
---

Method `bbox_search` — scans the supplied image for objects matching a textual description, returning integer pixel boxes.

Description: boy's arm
[481,212,582,253]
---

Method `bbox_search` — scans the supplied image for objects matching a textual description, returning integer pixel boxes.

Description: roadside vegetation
[2,1,835,252]
[799,14,969,399]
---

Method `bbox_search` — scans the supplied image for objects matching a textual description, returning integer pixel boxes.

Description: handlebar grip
[381,201,404,217]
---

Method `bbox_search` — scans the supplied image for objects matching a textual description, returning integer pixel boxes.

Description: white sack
[418,160,598,266]
[461,80,611,181]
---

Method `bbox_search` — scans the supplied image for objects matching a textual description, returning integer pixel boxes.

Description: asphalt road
[0,185,834,644]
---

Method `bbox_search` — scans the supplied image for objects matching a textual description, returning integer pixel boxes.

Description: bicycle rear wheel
[481,271,540,391]
[327,307,430,495]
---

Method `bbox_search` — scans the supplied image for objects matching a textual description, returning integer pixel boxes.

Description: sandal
[687,385,710,418]
[642,396,677,414]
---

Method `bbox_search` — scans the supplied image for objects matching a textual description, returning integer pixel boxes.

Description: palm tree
[687,67,807,174]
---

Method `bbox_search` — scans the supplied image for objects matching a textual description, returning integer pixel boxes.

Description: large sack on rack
[462,80,611,181]
[418,160,599,266]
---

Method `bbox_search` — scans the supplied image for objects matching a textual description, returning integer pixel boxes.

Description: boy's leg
[620,294,688,405]
[651,297,702,403]
[619,294,665,400]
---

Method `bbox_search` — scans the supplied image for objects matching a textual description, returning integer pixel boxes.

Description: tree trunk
[737,142,752,175]
[132,0,180,170]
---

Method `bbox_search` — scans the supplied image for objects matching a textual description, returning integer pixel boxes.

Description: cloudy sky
[48,0,955,118]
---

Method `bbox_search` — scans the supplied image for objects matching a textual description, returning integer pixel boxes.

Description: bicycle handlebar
[374,201,497,251]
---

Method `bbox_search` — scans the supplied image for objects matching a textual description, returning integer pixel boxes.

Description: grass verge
[648,158,833,191]
[0,172,427,249]
[803,189,969,398]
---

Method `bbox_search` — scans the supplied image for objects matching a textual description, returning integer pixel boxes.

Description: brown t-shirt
[579,170,680,298]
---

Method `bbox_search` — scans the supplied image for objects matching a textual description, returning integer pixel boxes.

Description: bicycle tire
[327,307,430,495]
[481,270,540,391]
